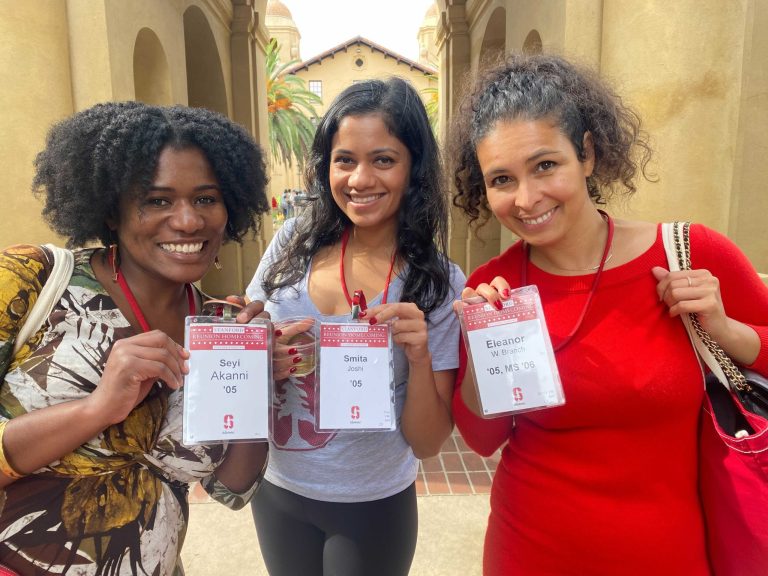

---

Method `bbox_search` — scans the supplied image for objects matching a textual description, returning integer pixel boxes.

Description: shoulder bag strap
[12,244,74,356]
[661,222,746,393]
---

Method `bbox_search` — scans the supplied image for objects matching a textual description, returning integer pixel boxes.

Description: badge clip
[351,289,367,320]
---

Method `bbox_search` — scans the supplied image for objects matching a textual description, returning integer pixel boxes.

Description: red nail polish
[494,300,503,311]
[369,317,378,325]
[288,347,297,355]
[502,288,511,298]
[358,310,367,318]
[274,329,283,337]
[289,367,297,373]
[293,356,302,364]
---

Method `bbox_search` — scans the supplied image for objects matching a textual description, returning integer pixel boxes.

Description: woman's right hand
[453,276,512,315]
[87,330,189,426]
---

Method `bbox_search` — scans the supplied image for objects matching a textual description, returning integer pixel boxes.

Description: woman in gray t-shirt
[246,77,464,576]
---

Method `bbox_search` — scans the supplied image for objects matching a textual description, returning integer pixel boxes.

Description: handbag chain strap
[674,222,751,392]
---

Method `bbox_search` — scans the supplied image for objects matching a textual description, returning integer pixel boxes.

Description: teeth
[160,242,204,254]
[348,194,383,204]
[521,209,555,226]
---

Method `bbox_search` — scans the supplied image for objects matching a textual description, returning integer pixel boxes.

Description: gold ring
[686,276,693,287]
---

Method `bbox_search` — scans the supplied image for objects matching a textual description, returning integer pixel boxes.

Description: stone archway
[133,28,172,105]
[466,5,507,272]
[181,5,241,297]
[479,6,506,65]
[523,30,543,54]
[183,5,228,115]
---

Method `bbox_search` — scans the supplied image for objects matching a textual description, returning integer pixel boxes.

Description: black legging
[251,479,418,576]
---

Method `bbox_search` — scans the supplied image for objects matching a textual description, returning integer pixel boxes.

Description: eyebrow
[332,147,401,156]
[526,148,560,163]
[148,184,221,192]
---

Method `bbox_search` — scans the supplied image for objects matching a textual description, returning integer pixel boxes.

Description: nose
[513,179,540,211]
[169,201,205,233]
[347,162,375,191]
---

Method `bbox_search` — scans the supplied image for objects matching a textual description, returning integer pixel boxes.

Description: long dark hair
[262,77,450,316]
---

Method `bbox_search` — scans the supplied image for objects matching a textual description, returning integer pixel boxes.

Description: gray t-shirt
[246,219,465,502]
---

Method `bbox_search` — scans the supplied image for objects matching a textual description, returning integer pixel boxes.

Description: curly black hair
[261,77,450,317]
[32,102,269,247]
[449,52,654,225]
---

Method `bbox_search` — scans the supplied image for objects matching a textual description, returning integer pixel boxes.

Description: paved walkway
[182,431,495,575]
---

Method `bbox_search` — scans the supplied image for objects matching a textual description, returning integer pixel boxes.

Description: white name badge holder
[459,285,565,418]
[315,322,396,432]
[183,314,272,445]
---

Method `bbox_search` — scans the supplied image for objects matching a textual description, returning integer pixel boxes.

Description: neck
[533,208,610,273]
[346,221,398,258]
[118,261,190,316]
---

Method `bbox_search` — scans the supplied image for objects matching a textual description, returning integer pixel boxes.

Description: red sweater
[454,224,768,576]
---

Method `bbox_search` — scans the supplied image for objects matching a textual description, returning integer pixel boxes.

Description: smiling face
[329,114,412,232]
[476,118,595,248]
[112,146,228,286]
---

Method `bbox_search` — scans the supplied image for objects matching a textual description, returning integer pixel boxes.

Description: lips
[346,193,385,205]
[159,242,205,254]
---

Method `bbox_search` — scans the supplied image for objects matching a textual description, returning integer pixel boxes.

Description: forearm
[459,369,483,417]
[213,441,268,494]
[401,360,454,459]
[0,396,111,488]
[712,318,761,367]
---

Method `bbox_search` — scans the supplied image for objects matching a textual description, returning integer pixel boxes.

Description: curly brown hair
[449,52,654,225]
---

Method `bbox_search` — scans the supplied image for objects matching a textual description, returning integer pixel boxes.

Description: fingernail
[494,300,503,311]
[502,288,511,298]
[289,367,297,374]
[358,310,367,318]
[288,347,297,355]
[274,329,283,337]
[369,317,378,325]
[293,356,302,364]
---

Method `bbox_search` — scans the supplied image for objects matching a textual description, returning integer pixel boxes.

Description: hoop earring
[214,256,223,271]
[109,244,120,282]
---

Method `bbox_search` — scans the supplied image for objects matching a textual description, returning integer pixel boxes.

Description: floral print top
[0,246,259,575]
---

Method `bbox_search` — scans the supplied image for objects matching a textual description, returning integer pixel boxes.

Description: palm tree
[266,38,322,170]
[421,83,439,135]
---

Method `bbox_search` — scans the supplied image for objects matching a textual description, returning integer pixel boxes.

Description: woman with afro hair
[0,101,269,575]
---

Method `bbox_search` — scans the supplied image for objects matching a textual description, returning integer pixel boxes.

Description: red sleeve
[690,224,768,374]
[452,250,518,456]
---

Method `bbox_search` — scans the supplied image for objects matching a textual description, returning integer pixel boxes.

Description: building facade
[1,0,273,296]
[434,0,768,275]
[264,2,439,212]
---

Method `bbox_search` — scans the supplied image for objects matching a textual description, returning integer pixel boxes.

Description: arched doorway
[182,6,241,297]
[467,6,507,271]
[523,30,543,54]
[183,6,228,115]
[133,28,172,105]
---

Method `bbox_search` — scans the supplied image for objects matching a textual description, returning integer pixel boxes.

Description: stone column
[437,1,472,273]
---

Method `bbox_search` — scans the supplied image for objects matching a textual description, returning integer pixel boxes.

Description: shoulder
[0,245,51,282]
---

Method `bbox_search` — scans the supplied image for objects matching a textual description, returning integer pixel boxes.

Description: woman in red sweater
[448,53,768,575]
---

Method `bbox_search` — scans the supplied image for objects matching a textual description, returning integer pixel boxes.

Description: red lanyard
[521,210,614,352]
[339,227,397,309]
[108,250,196,332]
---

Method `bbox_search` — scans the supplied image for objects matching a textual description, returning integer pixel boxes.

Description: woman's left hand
[364,303,430,366]
[652,266,728,340]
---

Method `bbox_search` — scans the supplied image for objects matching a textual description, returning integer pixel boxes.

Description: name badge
[183,318,271,445]
[317,322,395,431]
[460,286,564,417]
